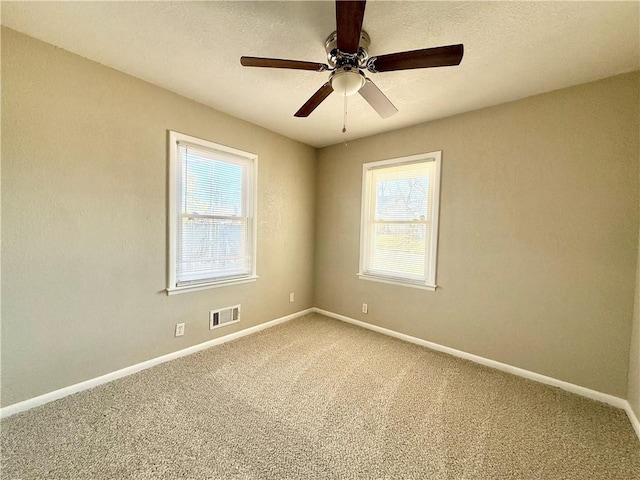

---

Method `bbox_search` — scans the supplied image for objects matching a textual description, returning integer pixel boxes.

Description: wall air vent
[209,305,241,330]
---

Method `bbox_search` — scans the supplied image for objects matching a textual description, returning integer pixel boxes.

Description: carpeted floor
[1,313,639,479]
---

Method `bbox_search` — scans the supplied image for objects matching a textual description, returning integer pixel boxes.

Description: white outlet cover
[289,292,295,303]
[175,323,185,337]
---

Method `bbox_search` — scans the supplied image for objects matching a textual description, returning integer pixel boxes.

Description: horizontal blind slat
[364,158,436,283]
[177,143,252,284]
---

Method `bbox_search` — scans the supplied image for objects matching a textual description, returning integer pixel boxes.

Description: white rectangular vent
[209,305,240,330]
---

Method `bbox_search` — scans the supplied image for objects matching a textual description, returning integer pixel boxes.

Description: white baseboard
[0,308,314,419]
[624,402,640,441]
[4,306,639,444]
[314,308,640,442]
[313,308,631,411]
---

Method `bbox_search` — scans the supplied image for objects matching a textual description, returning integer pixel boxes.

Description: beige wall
[315,72,640,398]
[1,28,317,406]
[3,27,640,408]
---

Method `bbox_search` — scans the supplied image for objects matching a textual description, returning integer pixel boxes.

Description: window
[167,131,257,294]
[358,152,442,290]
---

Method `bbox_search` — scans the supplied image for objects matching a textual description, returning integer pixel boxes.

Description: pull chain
[342,94,349,147]
[342,93,347,134]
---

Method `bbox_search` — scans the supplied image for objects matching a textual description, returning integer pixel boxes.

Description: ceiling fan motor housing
[325,30,371,69]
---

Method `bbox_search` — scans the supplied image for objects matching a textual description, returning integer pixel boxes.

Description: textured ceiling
[2,1,639,148]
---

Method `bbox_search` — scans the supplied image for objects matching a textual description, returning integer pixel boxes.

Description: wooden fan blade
[358,79,397,119]
[241,56,328,72]
[368,44,464,72]
[294,83,334,117]
[336,0,366,54]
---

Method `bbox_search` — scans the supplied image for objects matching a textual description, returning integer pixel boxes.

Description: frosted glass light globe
[331,69,365,96]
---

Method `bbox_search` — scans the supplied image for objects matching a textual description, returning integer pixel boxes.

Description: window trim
[166,131,258,295]
[357,151,442,291]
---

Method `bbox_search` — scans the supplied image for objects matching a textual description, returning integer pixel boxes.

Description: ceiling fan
[240,0,464,119]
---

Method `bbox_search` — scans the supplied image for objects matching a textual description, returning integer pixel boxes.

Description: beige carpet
[1,313,639,479]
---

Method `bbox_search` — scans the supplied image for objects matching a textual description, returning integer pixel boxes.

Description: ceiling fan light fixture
[330,69,366,96]
[240,1,464,118]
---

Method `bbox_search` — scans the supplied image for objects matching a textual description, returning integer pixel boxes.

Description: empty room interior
[1,1,640,478]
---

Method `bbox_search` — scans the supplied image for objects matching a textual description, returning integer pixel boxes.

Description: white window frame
[166,131,258,295]
[358,151,442,291]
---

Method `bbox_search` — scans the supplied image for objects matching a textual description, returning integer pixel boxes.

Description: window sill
[357,273,437,291]
[166,275,259,295]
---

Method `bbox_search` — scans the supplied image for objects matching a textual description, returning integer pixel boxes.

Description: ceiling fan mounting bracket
[325,30,370,69]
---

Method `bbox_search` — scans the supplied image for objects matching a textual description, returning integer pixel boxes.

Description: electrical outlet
[175,323,185,337]
[289,292,295,303]
[362,303,368,314]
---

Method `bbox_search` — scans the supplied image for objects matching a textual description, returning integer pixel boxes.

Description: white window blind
[359,152,441,289]
[168,132,257,293]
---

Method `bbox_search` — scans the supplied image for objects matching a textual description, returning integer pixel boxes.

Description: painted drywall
[3,25,639,409]
[1,28,317,407]
[315,72,640,398]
